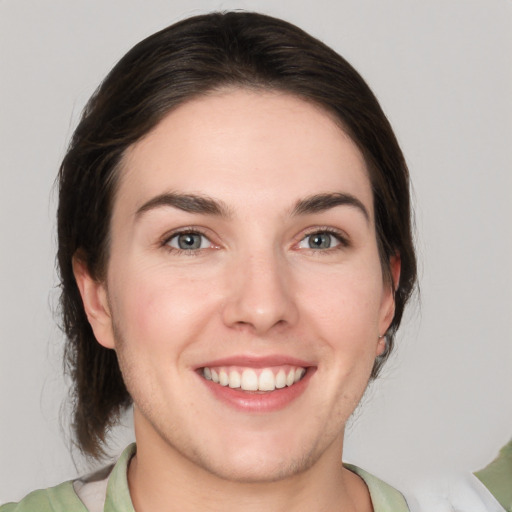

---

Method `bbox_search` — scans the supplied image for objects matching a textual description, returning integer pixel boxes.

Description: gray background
[1,0,511,503]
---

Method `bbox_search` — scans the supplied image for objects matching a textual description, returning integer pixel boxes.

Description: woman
[1,11,416,512]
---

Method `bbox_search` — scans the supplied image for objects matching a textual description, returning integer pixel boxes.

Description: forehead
[116,89,372,219]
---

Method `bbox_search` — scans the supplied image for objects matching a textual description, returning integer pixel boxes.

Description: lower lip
[198,368,315,413]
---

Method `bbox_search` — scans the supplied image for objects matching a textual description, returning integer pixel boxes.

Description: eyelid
[295,226,350,249]
[160,226,218,252]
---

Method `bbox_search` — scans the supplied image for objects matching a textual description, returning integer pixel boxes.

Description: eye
[166,232,212,251]
[298,231,344,250]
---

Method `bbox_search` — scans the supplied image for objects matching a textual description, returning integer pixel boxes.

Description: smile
[202,365,306,392]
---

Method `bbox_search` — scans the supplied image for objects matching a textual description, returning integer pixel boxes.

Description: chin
[190,425,329,484]
[199,448,317,484]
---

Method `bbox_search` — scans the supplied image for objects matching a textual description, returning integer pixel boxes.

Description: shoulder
[475,439,512,512]
[344,463,410,512]
[1,444,136,512]
[0,481,87,512]
[405,471,506,512]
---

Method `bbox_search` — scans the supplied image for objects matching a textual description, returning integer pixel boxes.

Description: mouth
[201,365,307,392]
[196,358,314,412]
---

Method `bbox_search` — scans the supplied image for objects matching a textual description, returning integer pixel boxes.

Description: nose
[222,249,299,335]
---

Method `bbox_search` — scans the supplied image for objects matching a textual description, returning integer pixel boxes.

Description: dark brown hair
[57,11,417,459]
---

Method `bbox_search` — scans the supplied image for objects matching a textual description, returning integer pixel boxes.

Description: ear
[376,254,401,356]
[72,255,116,349]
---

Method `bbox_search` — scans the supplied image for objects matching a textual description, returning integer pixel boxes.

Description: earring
[377,333,389,358]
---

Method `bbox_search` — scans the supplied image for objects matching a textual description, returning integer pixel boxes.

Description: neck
[128,417,372,512]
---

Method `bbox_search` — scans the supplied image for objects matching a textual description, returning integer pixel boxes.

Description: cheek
[110,265,219,354]
[296,261,384,378]
[299,265,384,329]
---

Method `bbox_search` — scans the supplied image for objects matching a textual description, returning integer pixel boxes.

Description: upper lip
[195,355,315,369]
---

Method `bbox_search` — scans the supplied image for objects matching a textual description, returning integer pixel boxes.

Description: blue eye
[167,232,211,250]
[298,232,342,250]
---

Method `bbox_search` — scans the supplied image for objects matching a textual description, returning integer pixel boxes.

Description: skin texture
[74,89,399,512]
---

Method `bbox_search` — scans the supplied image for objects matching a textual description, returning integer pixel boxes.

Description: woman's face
[79,89,397,482]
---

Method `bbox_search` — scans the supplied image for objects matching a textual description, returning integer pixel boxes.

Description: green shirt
[475,439,512,512]
[1,444,409,512]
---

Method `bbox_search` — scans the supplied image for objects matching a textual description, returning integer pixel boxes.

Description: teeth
[295,367,306,382]
[258,369,275,391]
[275,369,286,389]
[219,369,229,386]
[202,365,307,391]
[241,369,258,391]
[228,369,241,388]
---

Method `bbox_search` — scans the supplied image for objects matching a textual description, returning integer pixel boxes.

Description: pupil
[310,233,330,249]
[178,234,201,250]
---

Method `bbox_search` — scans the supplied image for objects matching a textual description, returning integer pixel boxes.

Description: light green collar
[104,444,409,512]
[103,443,136,512]
[1,443,408,512]
[345,463,409,512]
[475,439,512,512]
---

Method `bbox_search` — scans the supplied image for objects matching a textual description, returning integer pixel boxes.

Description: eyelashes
[297,228,349,251]
[160,226,350,255]
[166,231,213,251]
[161,228,216,255]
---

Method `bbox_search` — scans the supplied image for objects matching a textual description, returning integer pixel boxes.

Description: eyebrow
[292,192,370,222]
[135,192,232,219]
[135,191,369,223]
